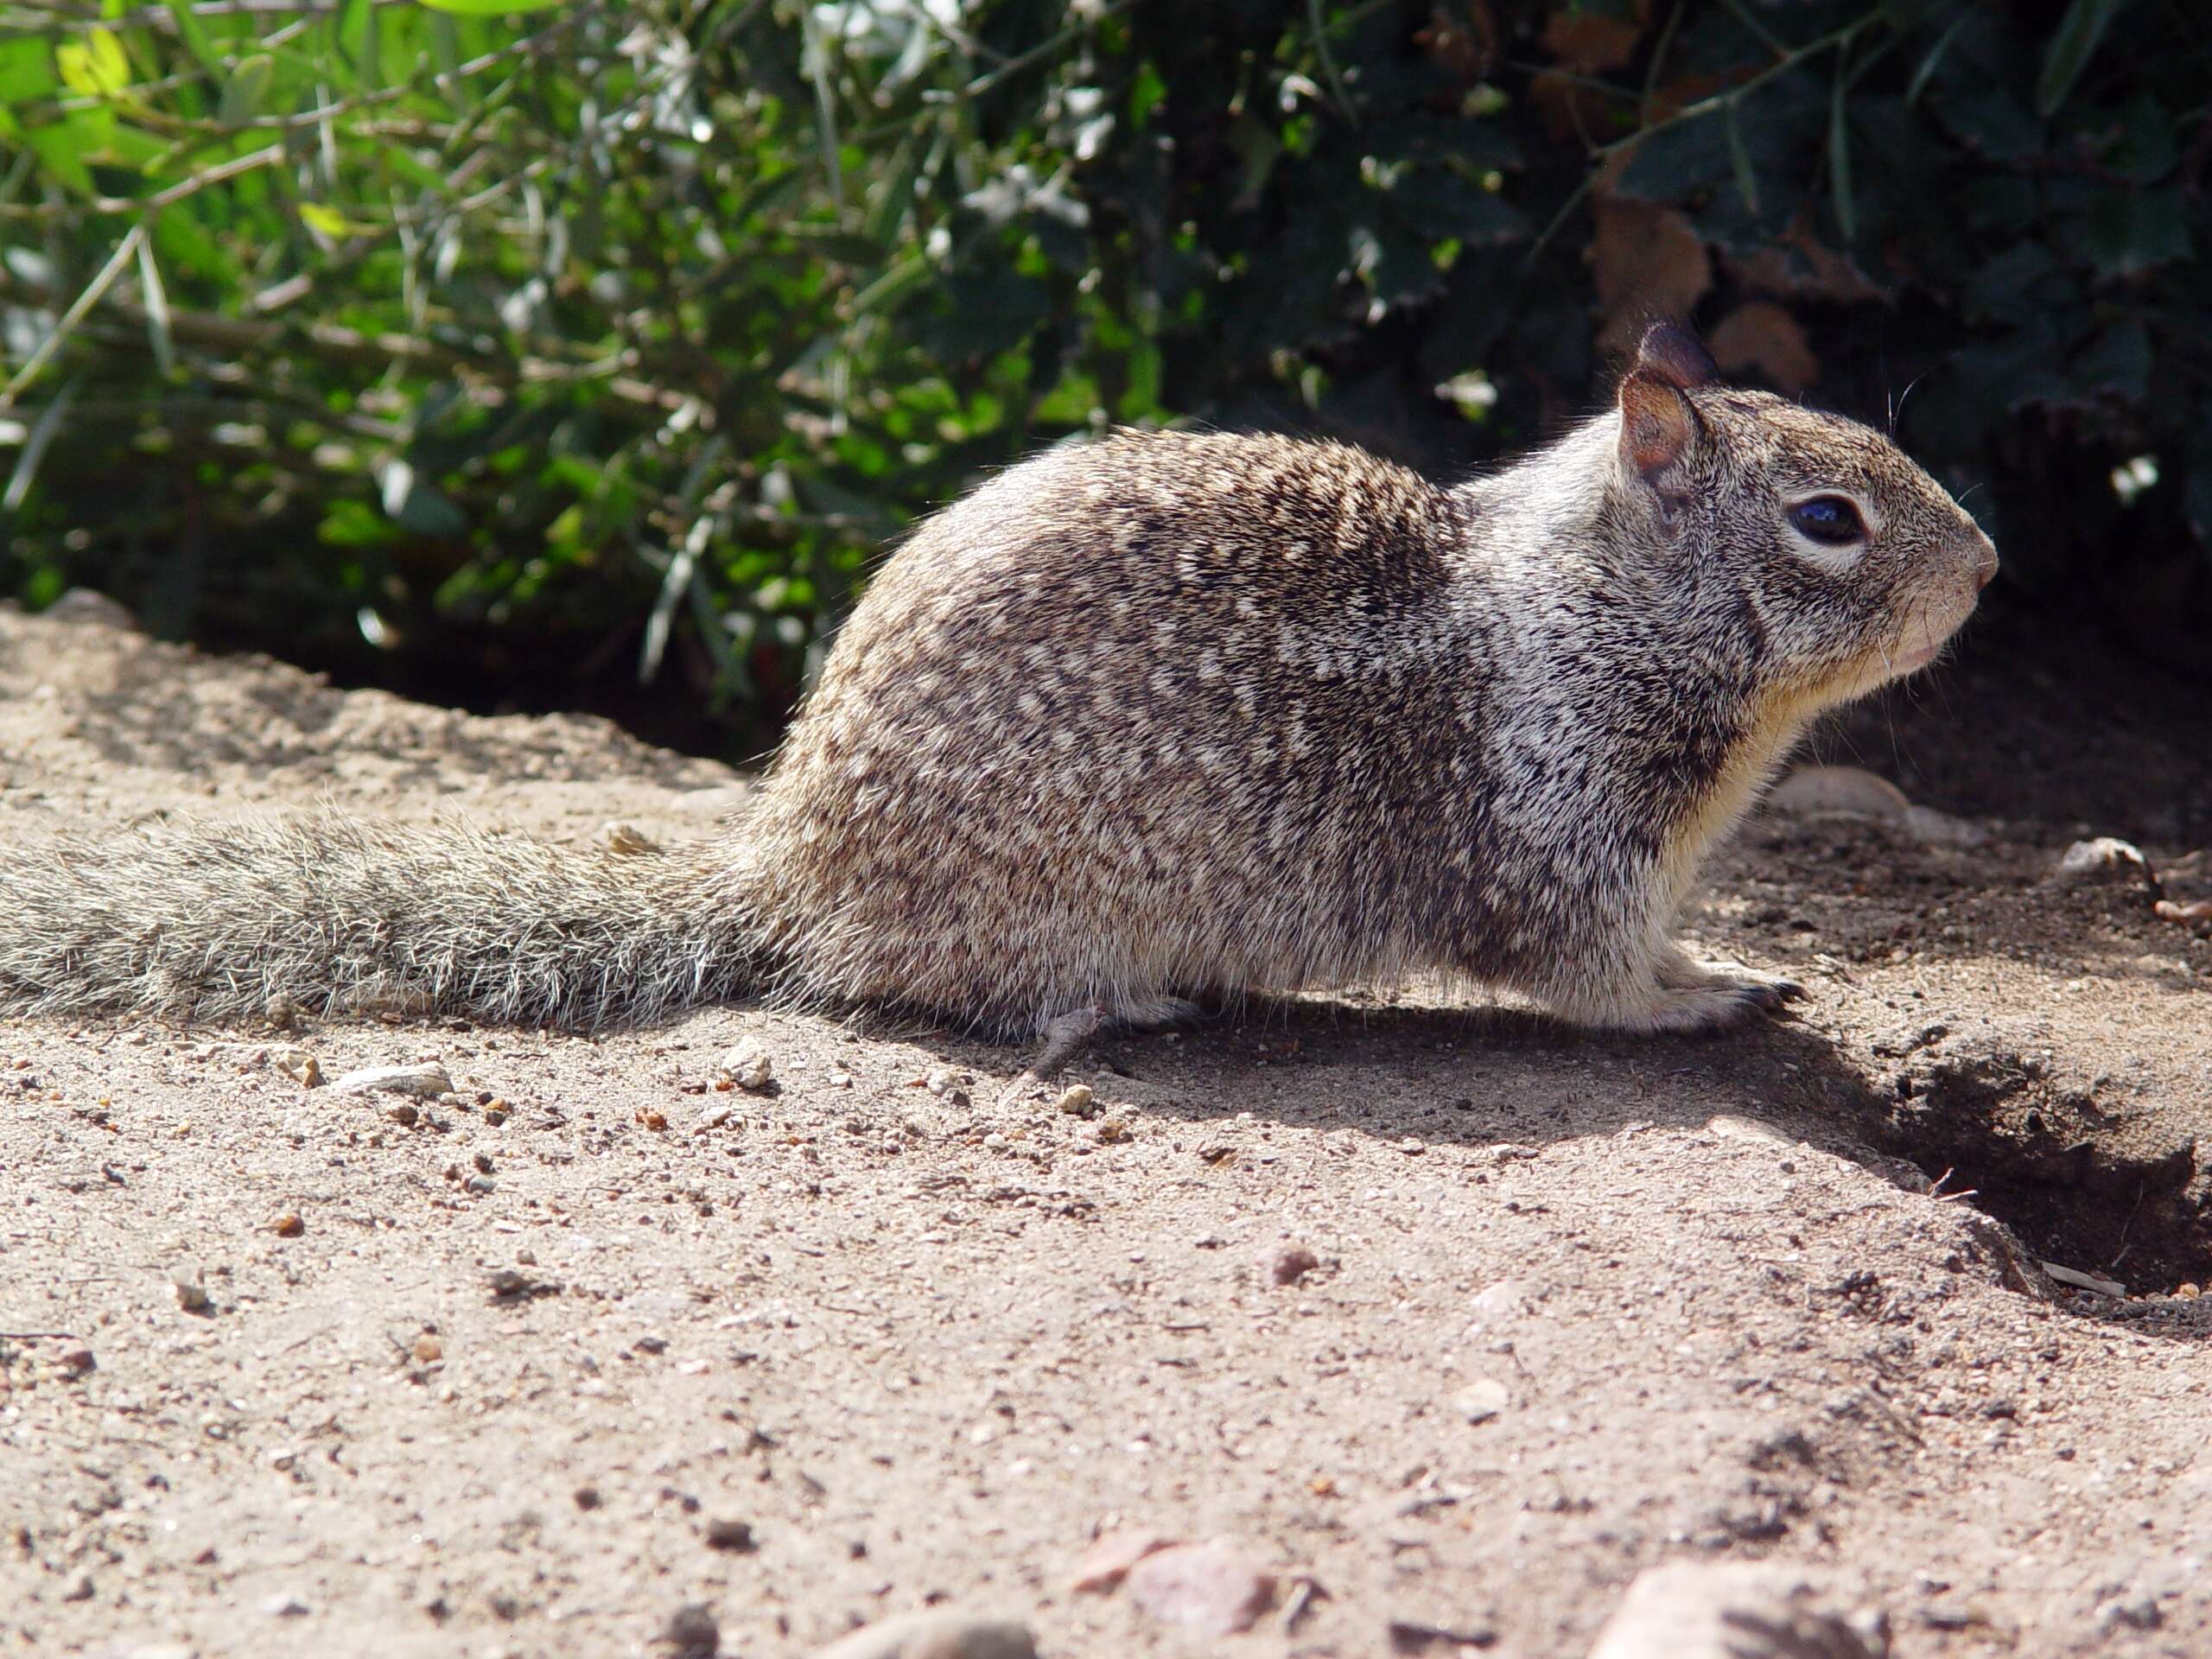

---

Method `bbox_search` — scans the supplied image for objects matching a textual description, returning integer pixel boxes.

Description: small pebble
[58,1347,95,1376]
[704,1517,757,1553]
[574,1486,602,1511]
[1071,1527,1175,1592]
[660,1603,721,1659]
[2058,837,2153,886]
[719,1041,775,1092]
[925,1069,959,1096]
[1054,1084,1097,1118]
[333,1062,454,1097]
[276,1050,321,1088]
[271,1212,304,1238]
[1126,1539,1276,1637]
[262,1594,309,1618]
[1268,1245,1320,1287]
[810,1610,1038,1659]
[1452,1377,1510,1425]
[173,1273,209,1313]
[385,1103,419,1128]
[412,1334,442,1363]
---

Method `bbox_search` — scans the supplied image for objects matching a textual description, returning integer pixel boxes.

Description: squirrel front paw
[1571,956,1804,1035]
[1635,977,1800,1033]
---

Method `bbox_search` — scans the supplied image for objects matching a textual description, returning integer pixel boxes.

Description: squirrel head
[1611,321,1999,707]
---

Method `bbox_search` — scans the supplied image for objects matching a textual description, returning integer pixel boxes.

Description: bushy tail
[0,810,760,1028]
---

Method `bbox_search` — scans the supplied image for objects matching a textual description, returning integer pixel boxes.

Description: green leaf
[414,0,570,14]
[340,0,385,86]
[2037,0,2138,117]
[162,0,222,73]
[0,37,58,102]
[1904,15,1968,107]
[297,200,357,237]
[57,29,130,99]
[219,54,273,127]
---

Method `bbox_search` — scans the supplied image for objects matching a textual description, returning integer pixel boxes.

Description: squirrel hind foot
[990,995,1208,1109]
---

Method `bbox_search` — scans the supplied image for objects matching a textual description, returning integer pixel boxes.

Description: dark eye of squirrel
[1789,496,1866,545]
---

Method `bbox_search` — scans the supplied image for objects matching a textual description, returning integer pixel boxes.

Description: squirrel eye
[1789,495,1866,545]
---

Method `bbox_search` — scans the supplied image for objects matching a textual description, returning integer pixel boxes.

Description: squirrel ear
[1617,322,1713,490]
[1618,368,1697,486]
[1631,321,1719,391]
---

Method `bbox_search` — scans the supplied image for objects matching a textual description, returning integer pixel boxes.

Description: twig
[1306,0,1357,125]
[0,270,690,416]
[1523,12,1879,268]
[0,222,145,409]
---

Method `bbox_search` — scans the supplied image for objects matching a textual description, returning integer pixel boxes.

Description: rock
[1452,1377,1510,1424]
[1126,1538,1276,1637]
[271,1212,304,1238]
[1586,1562,1888,1659]
[718,1041,774,1093]
[1768,766,1910,822]
[1903,804,1986,847]
[46,587,137,629]
[275,1049,321,1088]
[2096,1594,2163,1633]
[1053,1083,1097,1118]
[1387,1614,1499,1650]
[925,1069,960,1096]
[810,1609,1039,1659]
[172,1271,209,1313]
[1267,1245,1320,1287]
[1071,1527,1175,1592]
[333,1063,454,1097]
[658,1602,721,1659]
[261,1594,309,1618]
[1767,767,1986,846]
[2057,837,2153,887]
[703,1517,756,1553]
[1466,1280,1529,1321]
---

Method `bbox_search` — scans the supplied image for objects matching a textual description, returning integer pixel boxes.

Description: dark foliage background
[2,0,2204,755]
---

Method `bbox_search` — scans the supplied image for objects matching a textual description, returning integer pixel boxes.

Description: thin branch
[0,270,692,418]
[0,222,145,409]
[1307,0,1357,126]
[1523,12,1880,268]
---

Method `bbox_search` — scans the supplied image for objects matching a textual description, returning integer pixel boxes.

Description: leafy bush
[0,0,2203,752]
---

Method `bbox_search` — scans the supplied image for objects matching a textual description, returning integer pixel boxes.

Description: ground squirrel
[0,326,1994,1077]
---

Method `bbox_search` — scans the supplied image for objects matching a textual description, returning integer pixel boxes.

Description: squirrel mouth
[1888,594,1976,677]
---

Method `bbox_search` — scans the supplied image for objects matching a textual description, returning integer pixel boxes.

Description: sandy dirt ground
[1,598,2209,1659]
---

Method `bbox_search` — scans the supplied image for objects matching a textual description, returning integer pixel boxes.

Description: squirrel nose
[1971,532,1999,590]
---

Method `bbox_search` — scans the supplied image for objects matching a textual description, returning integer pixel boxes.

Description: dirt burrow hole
[1864,1028,2210,1298]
